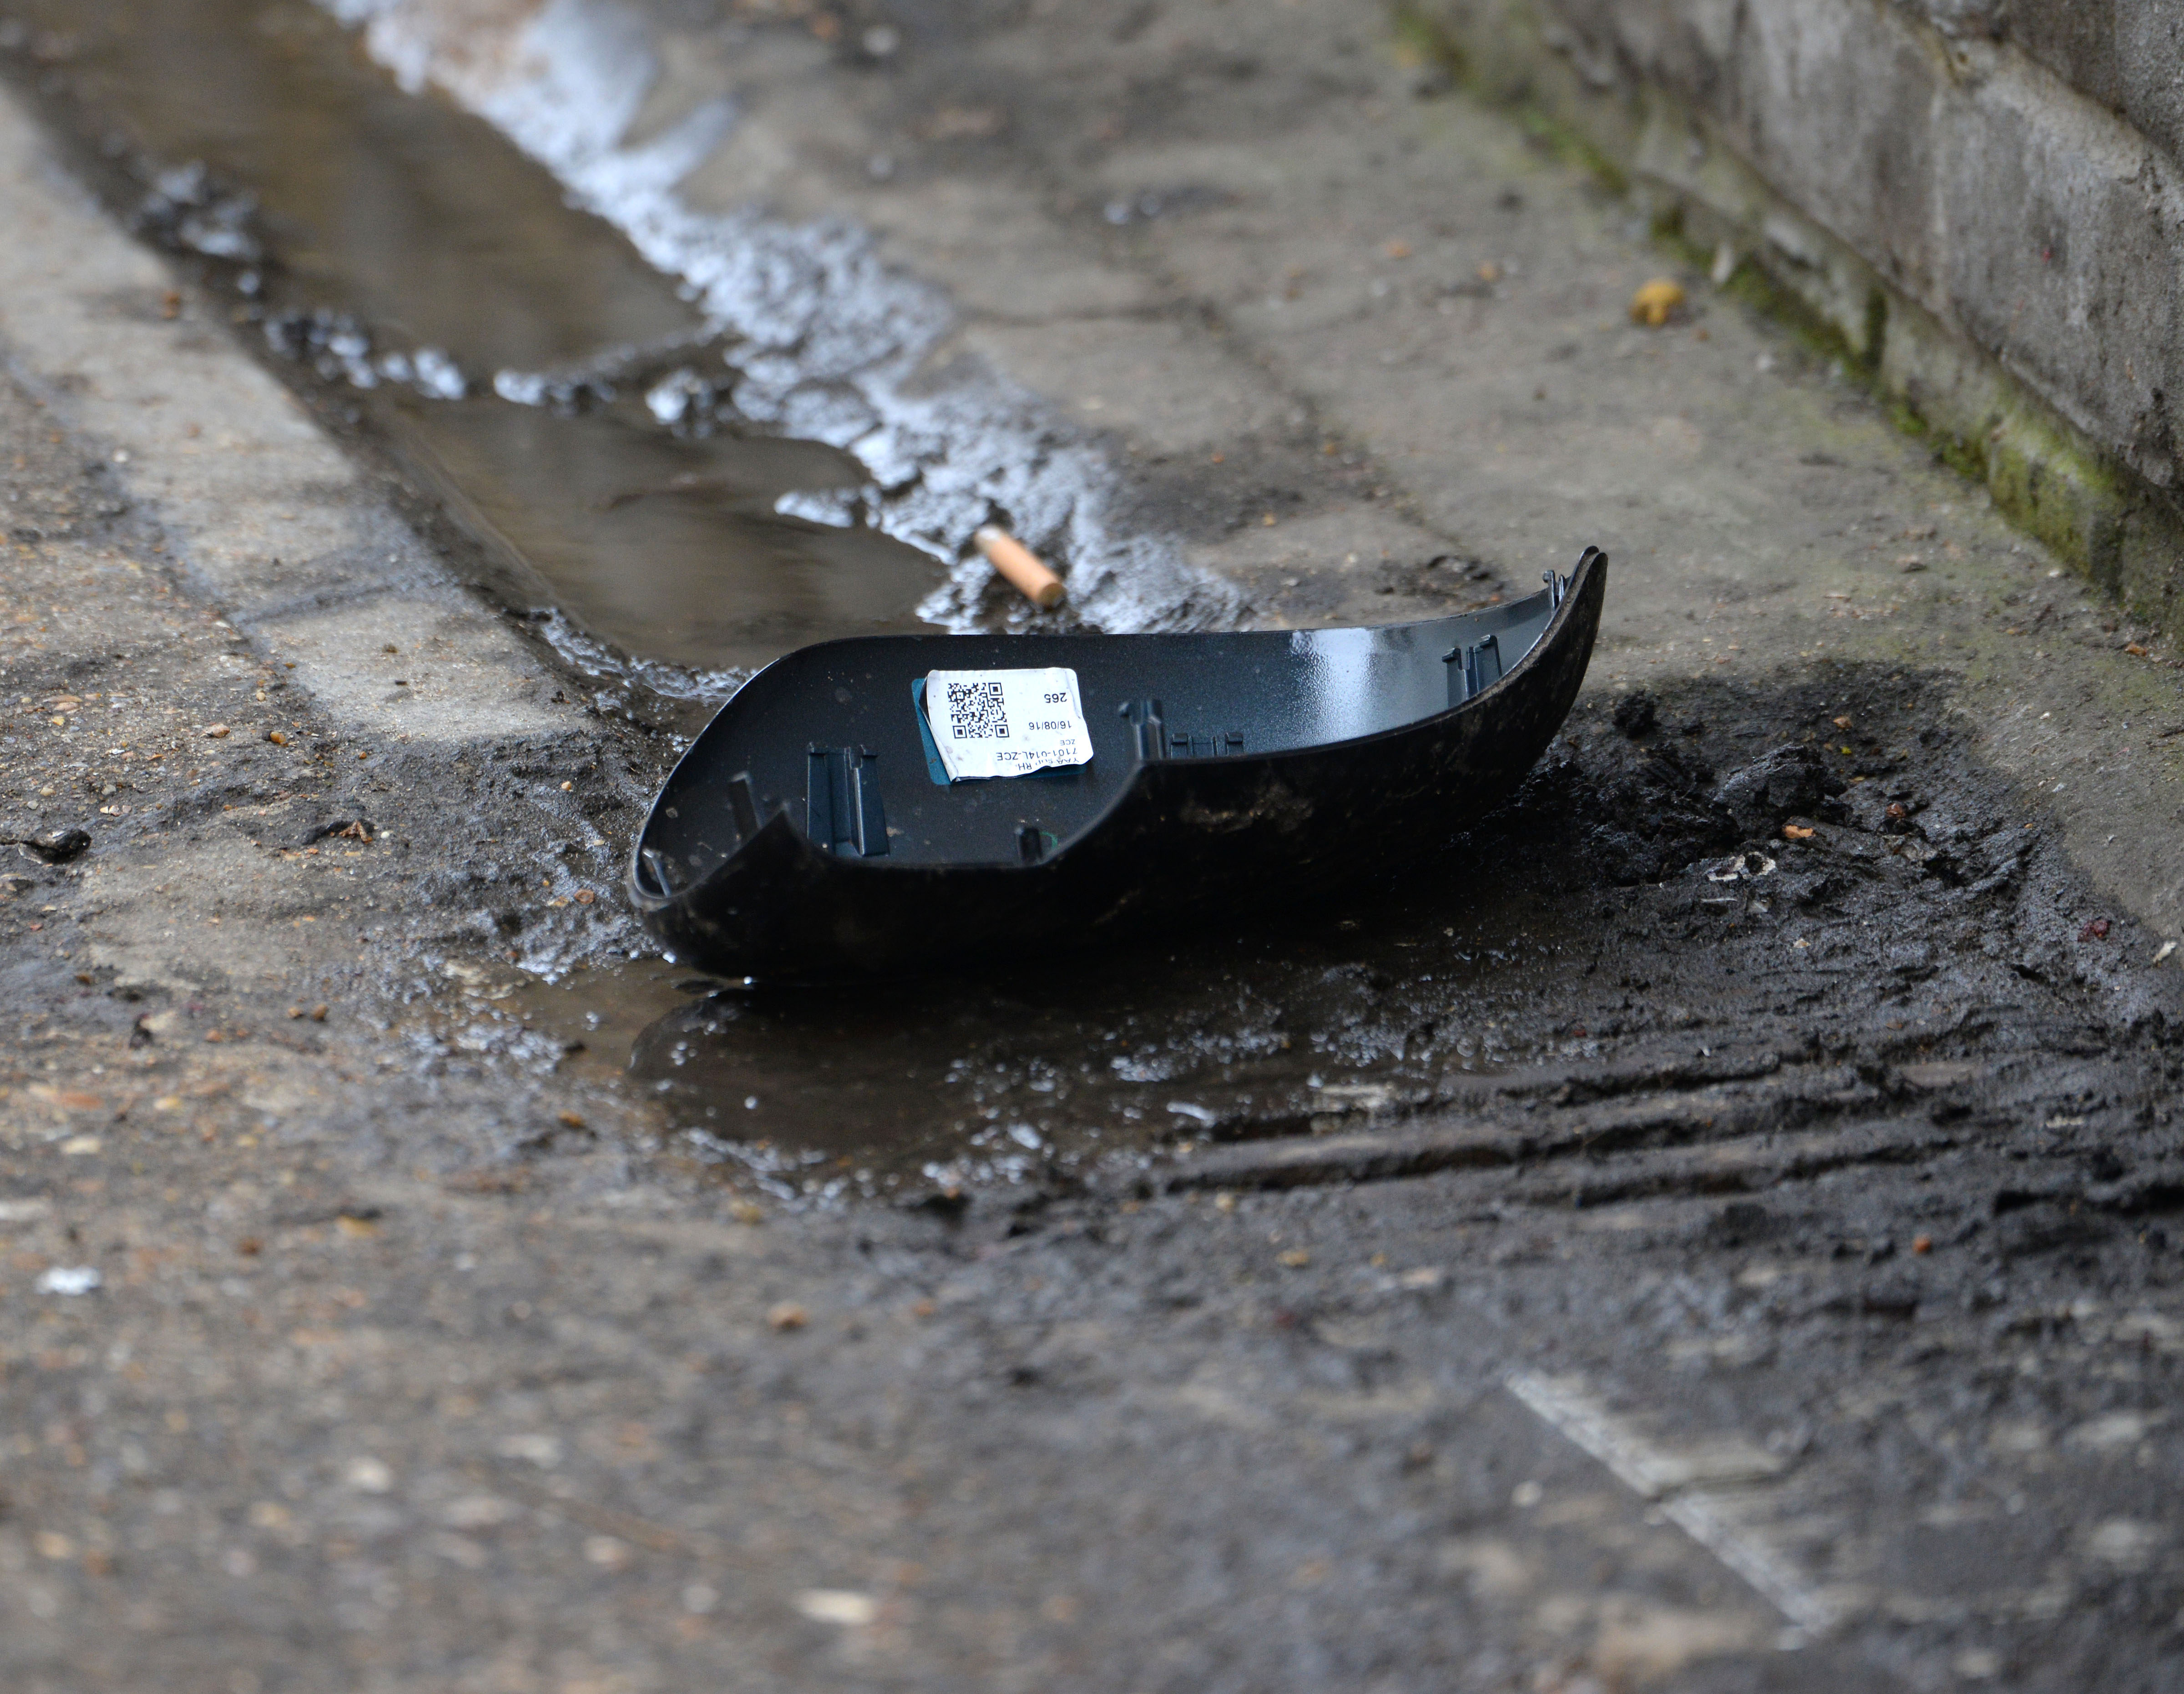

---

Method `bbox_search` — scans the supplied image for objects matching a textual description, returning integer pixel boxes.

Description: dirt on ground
[6,0,2184,1689]
[10,337,2184,1689]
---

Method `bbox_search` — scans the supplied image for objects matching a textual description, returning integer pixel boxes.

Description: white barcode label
[923,667,1092,781]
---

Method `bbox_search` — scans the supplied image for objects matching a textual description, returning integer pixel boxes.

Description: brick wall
[1421,0,2184,625]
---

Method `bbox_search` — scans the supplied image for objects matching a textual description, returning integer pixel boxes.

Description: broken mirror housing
[629,547,1606,979]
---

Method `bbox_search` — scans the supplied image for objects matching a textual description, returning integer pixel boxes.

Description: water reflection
[616,872,1588,1200]
[9,0,949,671]
[390,394,945,671]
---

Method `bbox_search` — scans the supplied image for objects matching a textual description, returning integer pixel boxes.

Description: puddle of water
[3,0,965,675]
[18,0,690,371]
[7,0,1240,683]
[474,863,1597,1200]
[323,0,1239,639]
[392,395,945,672]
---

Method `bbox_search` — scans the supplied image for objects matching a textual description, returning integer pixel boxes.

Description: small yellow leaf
[1629,278,1686,327]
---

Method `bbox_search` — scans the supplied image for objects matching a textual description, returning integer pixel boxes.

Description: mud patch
[471,670,2184,1211]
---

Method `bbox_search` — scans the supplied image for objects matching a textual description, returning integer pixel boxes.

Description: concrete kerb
[0,83,585,756]
[1403,0,2184,642]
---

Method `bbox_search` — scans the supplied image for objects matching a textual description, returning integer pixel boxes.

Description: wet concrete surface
[9,327,2184,1683]
[600,665,2179,1203]
[7,0,2184,1687]
[0,0,979,678]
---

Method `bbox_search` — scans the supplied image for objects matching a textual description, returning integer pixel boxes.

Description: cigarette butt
[974,525,1066,610]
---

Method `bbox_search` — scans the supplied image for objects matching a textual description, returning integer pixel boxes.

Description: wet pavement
[0,0,998,681]
[7,0,2184,1688]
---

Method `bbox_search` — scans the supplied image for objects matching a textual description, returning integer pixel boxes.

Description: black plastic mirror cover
[629,547,1605,980]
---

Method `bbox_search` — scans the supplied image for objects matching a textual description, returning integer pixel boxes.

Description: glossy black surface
[629,549,1605,979]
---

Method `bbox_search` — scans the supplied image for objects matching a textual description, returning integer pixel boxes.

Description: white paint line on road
[1504,1368,1842,1639]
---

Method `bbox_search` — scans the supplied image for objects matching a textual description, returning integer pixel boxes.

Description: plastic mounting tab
[1118,698,1168,762]
[805,744,889,856]
[1442,631,1505,707]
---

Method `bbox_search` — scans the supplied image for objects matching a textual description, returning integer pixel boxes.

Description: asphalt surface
[6,2,2184,1689]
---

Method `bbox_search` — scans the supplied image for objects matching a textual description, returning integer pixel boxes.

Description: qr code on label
[946,679,1010,739]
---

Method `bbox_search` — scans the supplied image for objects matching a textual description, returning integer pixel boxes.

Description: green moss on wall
[1403,0,2184,640]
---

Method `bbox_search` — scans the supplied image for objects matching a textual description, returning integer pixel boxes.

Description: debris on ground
[1611,691,1657,736]
[4,826,91,862]
[1714,744,1845,836]
[972,523,1066,609]
[1629,277,1686,326]
[5,6,2184,1686]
